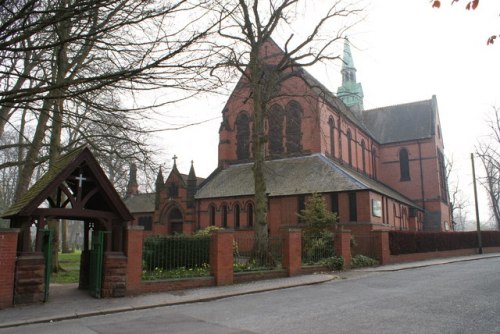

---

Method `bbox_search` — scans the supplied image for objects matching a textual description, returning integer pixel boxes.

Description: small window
[209,205,216,226]
[138,216,152,231]
[331,193,339,215]
[236,112,250,160]
[247,203,254,227]
[298,194,306,224]
[328,117,335,158]
[221,205,228,228]
[399,148,410,181]
[168,183,178,198]
[361,140,366,173]
[234,204,240,229]
[269,104,284,156]
[348,192,357,222]
[347,129,353,166]
[286,101,302,154]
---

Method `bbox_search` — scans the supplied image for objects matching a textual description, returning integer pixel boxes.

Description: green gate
[42,229,53,302]
[89,231,105,298]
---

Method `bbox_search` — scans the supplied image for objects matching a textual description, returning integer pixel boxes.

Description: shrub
[320,256,344,271]
[143,235,210,271]
[351,255,378,268]
[299,193,338,264]
[302,230,335,264]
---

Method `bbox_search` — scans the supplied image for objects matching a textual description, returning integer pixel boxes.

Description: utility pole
[471,153,483,254]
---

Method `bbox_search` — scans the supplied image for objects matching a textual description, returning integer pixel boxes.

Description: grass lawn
[50,251,81,284]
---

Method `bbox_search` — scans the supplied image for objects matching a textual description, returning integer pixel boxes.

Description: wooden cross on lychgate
[75,173,87,188]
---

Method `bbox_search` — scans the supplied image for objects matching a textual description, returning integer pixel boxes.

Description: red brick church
[124,39,452,237]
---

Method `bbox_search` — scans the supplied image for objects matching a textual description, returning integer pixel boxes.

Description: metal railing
[350,234,377,259]
[301,234,335,265]
[142,235,211,280]
[233,235,283,272]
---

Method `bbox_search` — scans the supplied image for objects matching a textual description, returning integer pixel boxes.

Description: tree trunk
[61,219,71,253]
[14,101,52,200]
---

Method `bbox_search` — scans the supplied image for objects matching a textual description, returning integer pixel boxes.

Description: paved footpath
[1,253,499,329]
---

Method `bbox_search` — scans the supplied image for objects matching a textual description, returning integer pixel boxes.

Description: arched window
[269,104,284,156]
[221,204,228,227]
[372,147,377,179]
[247,203,254,227]
[328,117,335,158]
[209,205,216,226]
[347,129,353,166]
[286,101,302,154]
[236,112,250,160]
[399,148,410,181]
[234,204,240,229]
[168,208,183,234]
[361,140,366,173]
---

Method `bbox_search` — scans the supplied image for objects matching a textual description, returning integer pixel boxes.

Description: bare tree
[0,0,219,202]
[210,0,361,262]
[445,156,470,231]
[475,106,500,230]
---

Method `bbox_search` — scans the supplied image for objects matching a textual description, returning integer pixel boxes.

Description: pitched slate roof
[363,98,435,144]
[195,154,419,208]
[2,146,86,217]
[2,145,133,220]
[123,193,156,213]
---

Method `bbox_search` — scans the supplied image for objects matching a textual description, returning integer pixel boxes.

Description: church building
[124,39,452,237]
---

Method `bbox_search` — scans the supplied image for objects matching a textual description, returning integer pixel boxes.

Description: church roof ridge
[364,97,433,113]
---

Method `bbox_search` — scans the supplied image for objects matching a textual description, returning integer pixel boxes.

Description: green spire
[337,38,364,115]
[341,38,355,75]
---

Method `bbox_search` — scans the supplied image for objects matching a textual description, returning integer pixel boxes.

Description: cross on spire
[172,155,178,167]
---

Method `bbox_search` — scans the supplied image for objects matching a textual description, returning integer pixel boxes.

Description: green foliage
[351,255,379,268]
[142,264,211,281]
[142,235,210,271]
[193,226,225,236]
[298,193,338,238]
[302,230,335,264]
[320,255,344,271]
[299,194,337,264]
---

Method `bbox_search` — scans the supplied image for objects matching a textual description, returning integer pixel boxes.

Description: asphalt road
[2,257,499,334]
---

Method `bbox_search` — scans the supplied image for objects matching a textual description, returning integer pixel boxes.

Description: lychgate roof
[2,146,133,221]
[195,153,419,209]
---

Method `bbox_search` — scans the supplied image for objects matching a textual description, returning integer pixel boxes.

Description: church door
[168,208,183,234]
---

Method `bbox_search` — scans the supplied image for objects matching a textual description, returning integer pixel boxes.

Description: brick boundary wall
[373,231,500,265]
[0,229,19,309]
[387,246,500,264]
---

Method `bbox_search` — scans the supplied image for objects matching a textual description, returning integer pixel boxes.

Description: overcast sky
[152,1,500,222]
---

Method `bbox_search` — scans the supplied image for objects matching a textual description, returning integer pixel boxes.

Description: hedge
[142,235,210,270]
[389,231,500,255]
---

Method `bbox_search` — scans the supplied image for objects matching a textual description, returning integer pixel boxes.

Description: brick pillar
[210,230,233,286]
[335,230,351,269]
[125,225,143,294]
[102,252,127,298]
[0,229,19,309]
[281,228,302,276]
[14,254,45,305]
[373,231,390,265]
